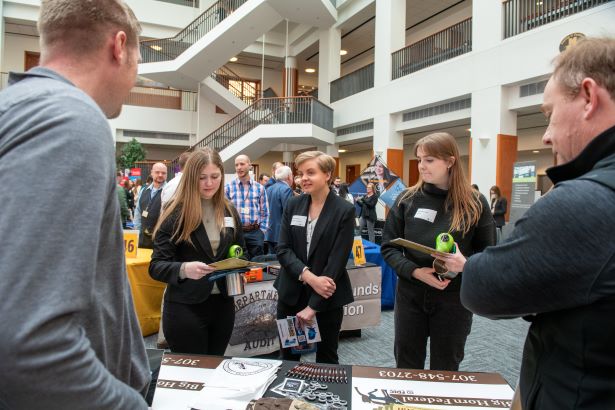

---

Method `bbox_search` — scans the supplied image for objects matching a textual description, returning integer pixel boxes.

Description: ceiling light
[340,49,348,56]
[338,149,347,153]
[150,45,162,51]
[229,57,238,62]
[466,128,472,132]
[533,150,540,153]
[305,68,316,73]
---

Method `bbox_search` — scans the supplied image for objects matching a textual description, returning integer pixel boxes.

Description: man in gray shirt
[0,0,150,408]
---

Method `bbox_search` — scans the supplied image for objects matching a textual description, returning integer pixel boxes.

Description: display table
[125,248,166,336]
[362,239,397,309]
[151,352,514,410]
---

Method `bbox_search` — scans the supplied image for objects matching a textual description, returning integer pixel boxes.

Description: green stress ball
[228,244,243,258]
[435,233,455,253]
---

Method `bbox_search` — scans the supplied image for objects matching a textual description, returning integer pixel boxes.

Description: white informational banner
[351,366,514,410]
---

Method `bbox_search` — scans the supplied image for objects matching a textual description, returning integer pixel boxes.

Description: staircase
[138,0,336,90]
[168,96,334,174]
[200,64,260,115]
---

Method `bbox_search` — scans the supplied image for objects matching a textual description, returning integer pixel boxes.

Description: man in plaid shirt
[225,154,269,258]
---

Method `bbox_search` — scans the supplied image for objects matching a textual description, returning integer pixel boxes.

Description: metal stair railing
[140,0,248,63]
[167,97,333,175]
[210,65,260,105]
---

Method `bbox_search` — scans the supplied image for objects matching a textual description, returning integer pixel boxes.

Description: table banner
[351,366,513,409]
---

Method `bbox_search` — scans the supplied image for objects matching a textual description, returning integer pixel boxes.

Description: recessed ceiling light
[338,149,347,153]
[150,45,162,51]
[340,49,348,56]
[229,57,238,62]
[305,68,316,73]
[533,150,540,153]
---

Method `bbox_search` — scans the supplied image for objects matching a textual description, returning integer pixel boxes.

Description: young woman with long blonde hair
[381,132,495,371]
[149,148,245,355]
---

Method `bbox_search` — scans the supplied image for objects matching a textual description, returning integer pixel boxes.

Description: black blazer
[275,190,355,312]
[149,205,245,304]
[357,193,378,222]
[491,197,507,228]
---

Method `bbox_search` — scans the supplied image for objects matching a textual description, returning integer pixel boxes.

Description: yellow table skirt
[126,248,165,336]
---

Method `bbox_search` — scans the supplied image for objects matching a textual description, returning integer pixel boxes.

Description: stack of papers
[191,358,282,410]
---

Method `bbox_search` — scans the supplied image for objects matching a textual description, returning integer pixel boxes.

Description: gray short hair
[275,165,292,181]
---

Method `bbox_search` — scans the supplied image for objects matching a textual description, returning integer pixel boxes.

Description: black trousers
[243,229,264,259]
[163,295,235,355]
[394,280,472,371]
[277,290,344,364]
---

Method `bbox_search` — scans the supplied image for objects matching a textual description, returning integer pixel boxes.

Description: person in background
[265,161,283,189]
[275,151,355,364]
[265,165,294,254]
[162,151,191,208]
[471,184,479,191]
[381,132,495,371]
[489,185,507,242]
[134,162,167,248]
[118,181,130,228]
[124,179,134,214]
[259,173,270,186]
[0,0,150,407]
[149,148,245,355]
[331,176,341,194]
[145,175,153,187]
[294,176,303,195]
[459,37,615,409]
[225,154,269,258]
[357,182,378,243]
[338,183,354,205]
[133,178,143,199]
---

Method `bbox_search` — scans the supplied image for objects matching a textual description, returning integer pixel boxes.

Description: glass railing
[140,0,248,63]
[124,86,197,111]
[330,63,374,102]
[503,0,613,38]
[392,18,472,80]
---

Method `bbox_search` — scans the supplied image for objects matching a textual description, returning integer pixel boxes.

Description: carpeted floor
[145,309,529,386]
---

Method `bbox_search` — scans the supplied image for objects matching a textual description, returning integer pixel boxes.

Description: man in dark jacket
[456,38,615,409]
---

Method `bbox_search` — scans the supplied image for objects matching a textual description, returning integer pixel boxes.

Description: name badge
[291,215,307,227]
[224,217,235,228]
[414,208,437,223]
[142,210,149,218]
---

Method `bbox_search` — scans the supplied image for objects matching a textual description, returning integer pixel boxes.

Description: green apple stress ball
[435,233,455,253]
[228,244,244,258]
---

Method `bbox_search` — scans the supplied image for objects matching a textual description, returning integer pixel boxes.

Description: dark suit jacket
[265,181,293,243]
[491,197,507,227]
[357,193,378,222]
[275,190,355,312]
[149,205,246,304]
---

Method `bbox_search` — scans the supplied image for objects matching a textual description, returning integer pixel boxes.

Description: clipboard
[389,238,450,258]
[209,257,262,271]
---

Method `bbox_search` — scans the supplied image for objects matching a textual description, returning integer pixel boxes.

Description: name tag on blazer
[291,215,307,227]
[414,208,437,223]
[224,217,235,228]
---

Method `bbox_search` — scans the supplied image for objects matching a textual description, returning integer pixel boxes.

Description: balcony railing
[0,72,9,91]
[155,0,200,7]
[392,18,472,80]
[503,0,613,38]
[330,63,374,103]
[140,0,248,63]
[124,86,197,111]
[169,96,333,171]
[211,65,260,105]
